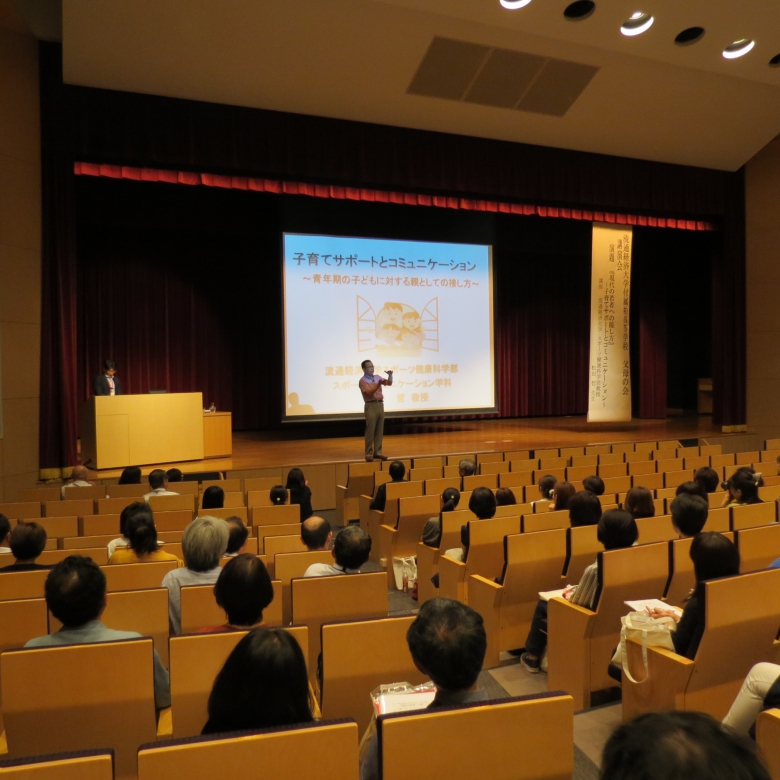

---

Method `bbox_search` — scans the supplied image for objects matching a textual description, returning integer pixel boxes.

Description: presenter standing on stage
[93,360,122,396]
[359,360,392,462]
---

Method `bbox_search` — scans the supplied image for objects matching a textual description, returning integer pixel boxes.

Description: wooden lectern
[80,393,205,469]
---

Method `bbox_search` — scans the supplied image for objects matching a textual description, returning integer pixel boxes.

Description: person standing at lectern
[93,360,122,396]
[359,359,392,462]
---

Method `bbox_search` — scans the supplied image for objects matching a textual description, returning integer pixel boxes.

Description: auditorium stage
[85,414,739,479]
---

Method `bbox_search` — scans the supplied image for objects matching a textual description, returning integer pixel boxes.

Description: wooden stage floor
[87,414,728,478]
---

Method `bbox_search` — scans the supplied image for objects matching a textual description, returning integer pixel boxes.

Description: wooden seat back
[409,467,443,482]
[564,524,601,583]
[664,532,734,607]
[735,524,780,572]
[101,561,178,592]
[61,485,106,500]
[377,693,574,780]
[243,477,283,493]
[254,523,305,552]
[494,503,528,518]
[499,471,534,489]
[0,750,114,780]
[634,515,676,545]
[168,626,308,738]
[137,719,358,780]
[201,479,240,493]
[16,488,60,503]
[106,485,147,498]
[250,504,299,526]
[45,499,93,518]
[32,516,79,539]
[462,474,498,491]
[0,598,48,733]
[382,481,425,526]
[1,639,157,780]
[196,507,247,523]
[389,495,441,560]
[424,476,460,496]
[81,514,121,536]
[154,509,195,531]
[439,510,470,552]
[0,570,48,601]
[180,581,283,634]
[522,509,569,533]
[0,503,40,520]
[705,506,730,533]
[731,502,777,530]
[321,615,425,734]
[291,572,388,683]
[96,497,136,515]
[480,461,509,475]
[465,516,521,578]
[38,547,108,566]
[148,494,196,513]
[275,550,334,624]
[263,534,306,578]
[413,456,443,468]
[246,490,273,507]
[757,709,780,780]
[168,481,199,495]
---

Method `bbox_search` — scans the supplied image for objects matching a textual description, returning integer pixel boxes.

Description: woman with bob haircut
[198,554,274,633]
[202,628,313,734]
[108,507,182,565]
[624,486,655,519]
[201,485,225,510]
[549,481,576,512]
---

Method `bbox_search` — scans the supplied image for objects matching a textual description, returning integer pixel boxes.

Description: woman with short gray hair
[162,516,229,634]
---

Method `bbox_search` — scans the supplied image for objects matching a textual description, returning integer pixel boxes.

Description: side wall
[0,25,41,499]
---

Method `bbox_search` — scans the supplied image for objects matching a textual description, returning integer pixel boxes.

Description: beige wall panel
[2,396,38,476]
[747,380,780,430]
[3,469,39,501]
[0,244,41,324]
[0,28,40,165]
[745,230,780,285]
[747,332,780,381]
[0,321,40,398]
[0,154,40,251]
[747,282,780,334]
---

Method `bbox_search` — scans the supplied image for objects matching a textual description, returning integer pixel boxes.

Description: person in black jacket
[286,467,313,521]
[93,360,122,396]
[369,460,406,512]
[648,532,740,659]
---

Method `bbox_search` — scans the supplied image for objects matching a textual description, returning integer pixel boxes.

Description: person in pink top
[358,359,393,462]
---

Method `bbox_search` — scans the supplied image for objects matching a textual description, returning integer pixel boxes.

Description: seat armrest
[470,575,503,668]
[156,707,173,739]
[438,554,467,602]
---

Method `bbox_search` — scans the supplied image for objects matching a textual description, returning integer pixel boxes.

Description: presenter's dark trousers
[364,400,384,459]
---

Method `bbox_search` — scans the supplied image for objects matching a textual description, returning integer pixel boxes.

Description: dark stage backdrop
[39,43,741,468]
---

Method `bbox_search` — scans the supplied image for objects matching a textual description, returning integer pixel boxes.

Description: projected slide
[283,233,495,418]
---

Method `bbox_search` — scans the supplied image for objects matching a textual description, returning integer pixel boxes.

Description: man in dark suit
[93,360,122,396]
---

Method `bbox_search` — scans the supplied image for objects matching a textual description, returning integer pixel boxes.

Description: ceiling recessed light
[620,12,654,37]
[500,0,532,8]
[563,1,596,21]
[675,27,705,46]
[723,39,755,59]
[770,53,780,67]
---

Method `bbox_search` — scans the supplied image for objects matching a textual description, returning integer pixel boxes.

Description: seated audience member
[0,522,50,571]
[724,662,780,736]
[360,598,488,780]
[455,486,497,558]
[625,486,655,519]
[583,475,605,496]
[647,532,739,659]
[301,516,332,551]
[25,556,170,708]
[108,507,182,565]
[495,487,517,506]
[201,485,224,510]
[197,554,274,633]
[162,516,229,634]
[458,457,477,482]
[286,467,313,521]
[143,468,180,500]
[520,510,639,673]
[670,493,709,537]
[568,490,602,527]
[224,516,249,556]
[166,468,183,483]
[675,480,708,501]
[369,460,406,512]
[602,711,770,780]
[61,465,93,497]
[422,487,460,548]
[118,466,142,485]
[107,501,162,558]
[303,525,371,577]
[0,514,11,553]
[721,467,763,507]
[694,466,720,495]
[202,628,312,735]
[270,485,288,505]
[533,474,558,507]
[549,481,576,512]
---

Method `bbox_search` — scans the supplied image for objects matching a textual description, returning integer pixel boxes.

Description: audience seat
[243,477,283,493]
[106,485,147,499]
[735,524,780,573]
[335,461,380,524]
[148,495,195,514]
[470,529,568,668]
[179,581,282,634]
[377,692,574,780]
[413,456,443,468]
[1,639,159,780]
[409,466,444,482]
[731,502,777,531]
[756,709,780,780]
[623,568,780,721]
[253,523,304,552]
[30,517,79,540]
[275,550,333,624]
[80,514,121,536]
[320,615,426,734]
[249,505,299,526]
[564,525,601,583]
[260,535,305,578]
[415,542,439,605]
[16,488,61,504]
[167,626,309,738]
[0,750,114,780]
[138,719,359,780]
[633,516,676,545]
[95,497,136,515]
[37,548,107,566]
[522,509,569,532]
[664,533,735,608]
[196,507,247,523]
[291,572,388,685]
[0,504,40,521]
[101,561,178,592]
[0,571,48,601]
[59,486,105,501]
[547,542,669,711]
[438,517,521,604]
[423,476,460,496]
[201,479,240,494]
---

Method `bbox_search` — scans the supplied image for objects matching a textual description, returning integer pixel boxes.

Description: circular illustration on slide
[357,297,439,356]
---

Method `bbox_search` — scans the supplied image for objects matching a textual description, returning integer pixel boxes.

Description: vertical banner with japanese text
[587,224,632,422]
